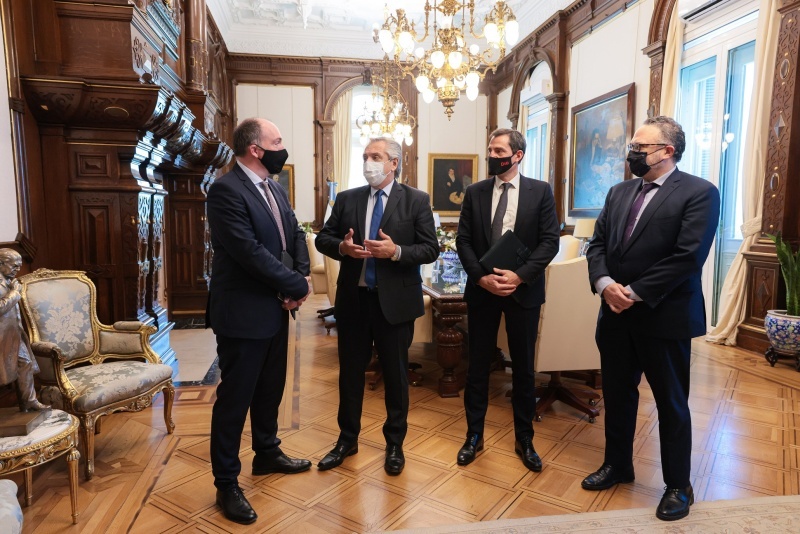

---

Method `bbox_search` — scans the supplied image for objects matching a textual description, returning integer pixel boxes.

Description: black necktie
[491,182,510,244]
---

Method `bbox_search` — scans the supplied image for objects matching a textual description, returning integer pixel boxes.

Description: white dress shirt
[491,171,520,235]
[358,180,395,286]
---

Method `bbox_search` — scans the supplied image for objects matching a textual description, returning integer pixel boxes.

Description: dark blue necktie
[365,190,384,289]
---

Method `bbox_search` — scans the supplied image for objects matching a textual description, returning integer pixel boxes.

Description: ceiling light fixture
[355,55,416,147]
[373,0,519,119]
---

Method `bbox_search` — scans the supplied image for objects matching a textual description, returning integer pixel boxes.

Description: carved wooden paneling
[147,192,167,324]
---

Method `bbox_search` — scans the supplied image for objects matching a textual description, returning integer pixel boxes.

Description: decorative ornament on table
[436,228,461,282]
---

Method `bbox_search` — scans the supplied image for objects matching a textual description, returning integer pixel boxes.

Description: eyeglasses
[627,143,667,152]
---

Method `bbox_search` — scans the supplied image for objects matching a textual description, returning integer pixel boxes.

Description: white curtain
[659,1,685,116]
[706,0,781,345]
[331,90,353,190]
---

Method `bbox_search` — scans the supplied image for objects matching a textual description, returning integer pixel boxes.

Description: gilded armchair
[17,269,175,480]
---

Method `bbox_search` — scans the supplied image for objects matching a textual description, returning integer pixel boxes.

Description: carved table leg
[23,468,32,506]
[433,300,467,398]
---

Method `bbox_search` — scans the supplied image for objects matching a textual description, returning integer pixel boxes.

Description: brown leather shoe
[656,485,694,521]
[581,463,635,490]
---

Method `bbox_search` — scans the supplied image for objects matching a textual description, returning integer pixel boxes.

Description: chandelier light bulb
[469,43,480,55]
[457,35,465,48]
[440,15,453,29]
[431,50,445,69]
[505,19,519,45]
[466,85,479,101]
[404,136,413,146]
[414,47,425,59]
[465,71,480,87]
[399,31,414,54]
[415,75,430,92]
[484,22,499,44]
[423,89,435,103]
[448,51,463,70]
[436,77,446,88]
[379,28,394,54]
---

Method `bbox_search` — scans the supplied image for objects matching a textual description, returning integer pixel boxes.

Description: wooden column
[738,2,800,352]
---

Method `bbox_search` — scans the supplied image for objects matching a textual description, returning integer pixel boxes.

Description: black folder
[479,231,531,273]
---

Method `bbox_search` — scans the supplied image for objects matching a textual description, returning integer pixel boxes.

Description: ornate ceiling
[207,0,573,58]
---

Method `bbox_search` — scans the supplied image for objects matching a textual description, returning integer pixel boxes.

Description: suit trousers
[210,314,289,489]
[465,293,541,440]
[596,319,692,488]
[336,289,414,447]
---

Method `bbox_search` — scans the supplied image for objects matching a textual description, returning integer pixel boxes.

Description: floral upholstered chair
[17,269,175,480]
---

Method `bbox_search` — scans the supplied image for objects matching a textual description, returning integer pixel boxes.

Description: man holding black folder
[455,128,560,471]
[206,118,312,525]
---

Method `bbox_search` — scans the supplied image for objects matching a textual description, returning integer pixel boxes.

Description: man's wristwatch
[391,245,401,261]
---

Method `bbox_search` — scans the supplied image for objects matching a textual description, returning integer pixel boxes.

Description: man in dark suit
[206,118,312,525]
[455,128,560,471]
[315,137,439,475]
[582,116,719,522]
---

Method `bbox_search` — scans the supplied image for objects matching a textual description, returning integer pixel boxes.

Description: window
[675,2,757,326]
[348,86,375,190]
[519,62,553,181]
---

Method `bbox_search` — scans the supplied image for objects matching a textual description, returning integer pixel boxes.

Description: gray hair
[233,118,263,157]
[644,116,686,162]
[489,128,526,155]
[368,137,402,178]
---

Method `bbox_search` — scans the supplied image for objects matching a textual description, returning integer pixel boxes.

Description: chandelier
[374,0,519,119]
[355,55,416,146]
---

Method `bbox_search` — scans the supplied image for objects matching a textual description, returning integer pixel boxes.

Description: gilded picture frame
[428,153,478,216]
[271,164,295,208]
[569,83,635,218]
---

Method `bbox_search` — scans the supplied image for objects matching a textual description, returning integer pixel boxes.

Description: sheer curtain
[706,0,780,345]
[659,2,684,116]
[331,90,352,190]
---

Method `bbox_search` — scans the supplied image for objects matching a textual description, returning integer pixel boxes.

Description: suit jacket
[586,169,720,339]
[206,164,310,339]
[315,182,439,325]
[456,175,560,309]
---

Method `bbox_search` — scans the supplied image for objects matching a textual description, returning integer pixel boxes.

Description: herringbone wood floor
[6,293,800,532]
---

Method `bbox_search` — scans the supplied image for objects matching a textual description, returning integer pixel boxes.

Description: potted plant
[764,232,800,370]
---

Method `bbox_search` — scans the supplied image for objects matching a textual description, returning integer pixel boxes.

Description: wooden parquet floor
[7,293,800,533]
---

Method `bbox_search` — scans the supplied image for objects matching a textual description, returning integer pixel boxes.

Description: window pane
[539,123,548,181]
[712,40,755,324]
[678,57,717,180]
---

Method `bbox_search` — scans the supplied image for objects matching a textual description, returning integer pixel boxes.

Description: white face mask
[363,159,389,187]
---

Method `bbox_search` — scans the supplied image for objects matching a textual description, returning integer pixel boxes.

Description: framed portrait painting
[569,83,635,217]
[428,153,479,216]
[271,164,295,208]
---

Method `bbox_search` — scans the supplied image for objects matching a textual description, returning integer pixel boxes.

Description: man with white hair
[316,137,439,475]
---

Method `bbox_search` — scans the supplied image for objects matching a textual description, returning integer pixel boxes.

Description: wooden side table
[0,409,81,524]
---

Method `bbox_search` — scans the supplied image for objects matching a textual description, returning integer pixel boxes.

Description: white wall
[235,84,316,224]
[416,94,488,224]
[497,84,514,129]
[0,21,19,241]
[565,0,655,224]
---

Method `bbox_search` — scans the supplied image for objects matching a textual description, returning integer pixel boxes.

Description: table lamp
[573,218,596,256]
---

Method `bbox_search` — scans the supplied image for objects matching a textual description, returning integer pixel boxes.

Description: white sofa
[0,479,22,534]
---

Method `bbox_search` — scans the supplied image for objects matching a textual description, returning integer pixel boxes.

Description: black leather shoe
[656,485,694,521]
[514,438,542,472]
[384,445,405,475]
[216,486,257,525]
[252,452,311,475]
[317,441,358,471]
[581,463,635,490]
[456,434,484,466]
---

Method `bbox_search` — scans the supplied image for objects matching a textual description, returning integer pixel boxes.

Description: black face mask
[626,150,650,177]
[258,146,289,174]
[488,156,515,176]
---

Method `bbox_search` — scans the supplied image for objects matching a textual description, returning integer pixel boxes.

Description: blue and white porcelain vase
[764,310,800,354]
[440,250,462,283]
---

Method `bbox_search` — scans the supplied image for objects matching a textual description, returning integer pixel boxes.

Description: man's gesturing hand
[364,229,397,259]
[340,228,372,259]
